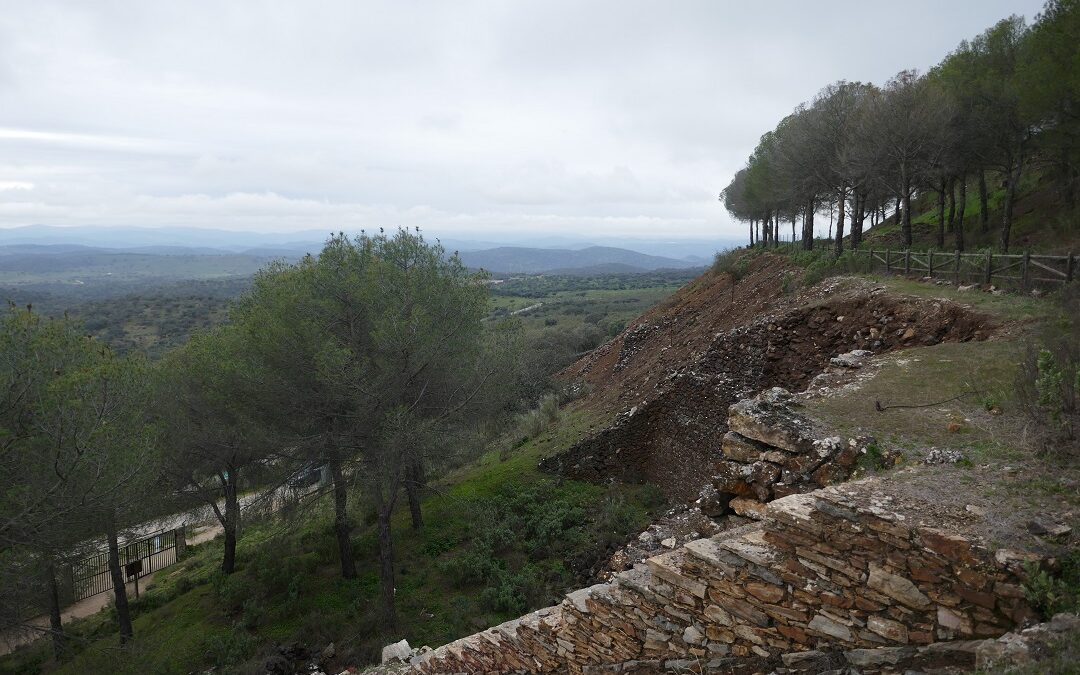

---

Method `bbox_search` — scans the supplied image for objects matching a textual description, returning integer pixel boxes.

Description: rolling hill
[456,246,699,274]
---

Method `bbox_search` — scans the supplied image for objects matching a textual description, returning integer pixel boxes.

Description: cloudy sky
[0,0,1046,241]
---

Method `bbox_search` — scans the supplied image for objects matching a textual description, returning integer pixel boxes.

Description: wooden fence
[854,248,1076,287]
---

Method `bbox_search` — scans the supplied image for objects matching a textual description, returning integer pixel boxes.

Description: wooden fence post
[905,249,911,275]
[927,249,934,277]
[1022,250,1030,288]
[955,250,961,284]
[985,251,993,285]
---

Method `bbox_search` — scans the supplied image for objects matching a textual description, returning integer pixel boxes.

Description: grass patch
[873,276,1051,324]
[805,340,1023,460]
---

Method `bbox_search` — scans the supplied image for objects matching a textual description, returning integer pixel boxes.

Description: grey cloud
[0,0,1046,239]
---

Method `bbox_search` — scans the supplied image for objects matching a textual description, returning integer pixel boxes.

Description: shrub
[213,570,257,613]
[518,393,561,438]
[1017,284,1080,453]
[594,492,647,550]
[856,442,888,473]
[1024,550,1080,617]
[712,248,751,281]
[781,272,796,295]
[520,409,545,438]
[606,319,626,337]
[241,597,265,629]
[202,626,258,667]
[539,394,561,425]
[798,250,875,287]
[479,565,540,614]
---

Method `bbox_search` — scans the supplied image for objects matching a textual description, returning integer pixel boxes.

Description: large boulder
[381,639,413,665]
[727,388,818,454]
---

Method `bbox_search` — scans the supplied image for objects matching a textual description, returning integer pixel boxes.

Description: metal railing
[71,528,181,602]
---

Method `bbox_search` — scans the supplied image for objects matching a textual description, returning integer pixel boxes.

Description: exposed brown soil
[544,255,1000,502]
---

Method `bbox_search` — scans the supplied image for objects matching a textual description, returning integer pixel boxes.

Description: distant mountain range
[457,246,699,274]
[0,226,724,278]
[0,225,733,262]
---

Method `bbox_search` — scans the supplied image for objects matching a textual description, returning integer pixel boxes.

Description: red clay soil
[545,254,997,502]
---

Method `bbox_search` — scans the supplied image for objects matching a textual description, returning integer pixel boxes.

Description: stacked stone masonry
[396,486,1034,674]
[704,387,872,517]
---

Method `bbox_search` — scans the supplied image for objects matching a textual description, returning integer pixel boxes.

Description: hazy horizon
[0,0,1045,240]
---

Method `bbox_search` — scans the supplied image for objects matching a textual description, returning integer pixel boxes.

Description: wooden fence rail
[856,248,1076,287]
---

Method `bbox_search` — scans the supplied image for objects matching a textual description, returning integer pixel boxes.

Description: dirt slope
[546,254,998,501]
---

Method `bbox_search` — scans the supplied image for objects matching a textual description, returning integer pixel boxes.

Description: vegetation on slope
[0,403,664,674]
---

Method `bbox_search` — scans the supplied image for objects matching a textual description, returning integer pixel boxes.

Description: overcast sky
[0,0,1047,241]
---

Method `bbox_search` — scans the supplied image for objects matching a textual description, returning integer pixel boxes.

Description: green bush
[436,481,646,612]
[213,571,256,613]
[799,250,875,287]
[202,626,258,668]
[479,565,541,614]
[1017,284,1080,452]
[539,394,561,425]
[241,597,265,629]
[1024,550,1080,617]
[712,248,752,281]
[855,443,888,474]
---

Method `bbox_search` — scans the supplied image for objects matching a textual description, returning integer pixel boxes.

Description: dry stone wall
[389,484,1034,675]
[700,386,874,519]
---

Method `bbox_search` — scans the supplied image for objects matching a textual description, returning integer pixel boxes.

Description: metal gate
[71,529,178,602]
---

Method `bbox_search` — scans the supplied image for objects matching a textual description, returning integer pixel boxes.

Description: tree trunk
[791,216,796,246]
[853,193,866,249]
[802,200,815,250]
[106,514,133,645]
[373,487,398,629]
[946,177,957,235]
[901,189,913,249]
[330,458,357,579]
[45,562,65,658]
[221,469,239,575]
[405,462,423,530]
[748,220,754,248]
[1000,167,1021,253]
[936,180,947,248]
[834,191,846,255]
[978,170,990,233]
[955,178,967,252]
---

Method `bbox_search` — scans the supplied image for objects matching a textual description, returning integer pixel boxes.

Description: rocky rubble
[597,505,729,581]
[702,387,876,516]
